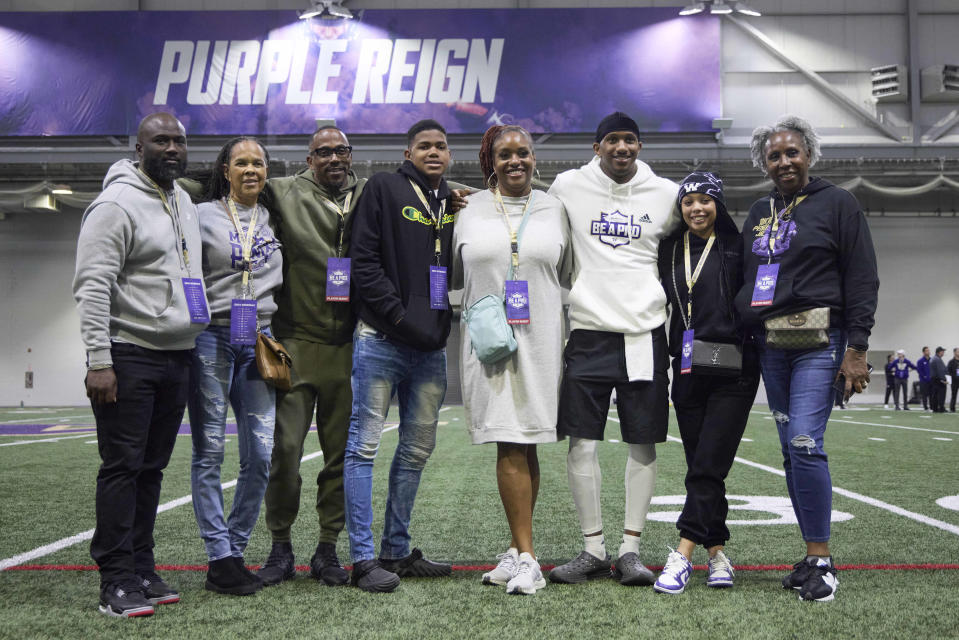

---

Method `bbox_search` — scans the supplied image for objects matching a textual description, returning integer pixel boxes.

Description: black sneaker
[351,559,400,593]
[206,557,261,596]
[781,556,814,590]
[99,581,154,618]
[138,571,180,605]
[799,557,839,602]
[378,548,451,578]
[256,541,296,586]
[549,551,612,584]
[310,542,349,586]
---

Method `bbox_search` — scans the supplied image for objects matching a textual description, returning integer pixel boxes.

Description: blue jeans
[188,325,276,561]
[757,329,844,543]
[343,321,447,563]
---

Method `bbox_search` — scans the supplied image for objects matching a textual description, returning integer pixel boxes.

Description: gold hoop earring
[487,172,498,189]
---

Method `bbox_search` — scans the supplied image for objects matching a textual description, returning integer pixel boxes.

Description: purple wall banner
[0,9,720,136]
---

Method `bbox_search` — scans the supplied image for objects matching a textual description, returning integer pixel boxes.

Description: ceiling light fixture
[298,0,353,21]
[679,2,706,15]
[733,1,762,16]
[710,1,734,15]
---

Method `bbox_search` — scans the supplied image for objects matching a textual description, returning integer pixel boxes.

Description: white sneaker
[506,553,546,595]
[653,549,692,595]
[706,550,734,588]
[482,548,518,586]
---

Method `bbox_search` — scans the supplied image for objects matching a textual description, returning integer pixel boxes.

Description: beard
[141,154,187,186]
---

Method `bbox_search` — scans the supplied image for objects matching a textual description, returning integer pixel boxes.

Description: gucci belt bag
[763,307,830,350]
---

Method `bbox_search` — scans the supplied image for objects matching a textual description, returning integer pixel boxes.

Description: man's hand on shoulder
[86,368,118,405]
[450,188,475,213]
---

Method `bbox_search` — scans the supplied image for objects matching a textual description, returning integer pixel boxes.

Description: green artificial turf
[1,405,958,639]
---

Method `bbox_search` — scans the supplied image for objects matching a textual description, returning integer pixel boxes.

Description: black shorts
[558,327,669,445]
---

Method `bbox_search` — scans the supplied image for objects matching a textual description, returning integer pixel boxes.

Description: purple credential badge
[429,266,448,310]
[505,280,530,325]
[681,329,694,374]
[230,299,258,345]
[326,257,351,302]
[182,277,210,323]
[750,263,779,307]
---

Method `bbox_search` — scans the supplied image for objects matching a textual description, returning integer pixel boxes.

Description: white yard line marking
[749,410,959,435]
[0,415,91,424]
[611,415,959,537]
[869,437,886,441]
[0,433,96,447]
[933,437,953,442]
[0,425,399,570]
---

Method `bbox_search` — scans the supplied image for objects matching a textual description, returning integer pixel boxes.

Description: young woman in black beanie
[652,171,760,595]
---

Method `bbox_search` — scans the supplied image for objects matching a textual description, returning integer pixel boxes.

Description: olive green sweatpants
[263,338,352,545]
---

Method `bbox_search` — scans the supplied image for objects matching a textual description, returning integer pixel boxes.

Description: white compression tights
[567,437,657,534]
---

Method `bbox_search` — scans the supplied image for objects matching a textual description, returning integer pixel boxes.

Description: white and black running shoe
[799,557,839,602]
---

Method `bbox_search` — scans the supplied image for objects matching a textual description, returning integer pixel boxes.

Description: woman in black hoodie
[652,172,760,595]
[735,115,878,603]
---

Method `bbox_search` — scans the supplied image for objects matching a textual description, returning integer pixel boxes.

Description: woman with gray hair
[734,115,878,602]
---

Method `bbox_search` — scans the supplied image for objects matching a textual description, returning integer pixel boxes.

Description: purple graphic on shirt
[229,227,281,271]
[752,218,797,258]
[590,211,644,248]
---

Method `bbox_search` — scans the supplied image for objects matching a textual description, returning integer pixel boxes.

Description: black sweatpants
[670,348,760,548]
[89,342,190,585]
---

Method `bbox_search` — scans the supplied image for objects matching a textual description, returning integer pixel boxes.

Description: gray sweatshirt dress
[452,189,570,444]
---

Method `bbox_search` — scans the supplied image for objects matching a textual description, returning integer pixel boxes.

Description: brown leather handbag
[255,332,293,391]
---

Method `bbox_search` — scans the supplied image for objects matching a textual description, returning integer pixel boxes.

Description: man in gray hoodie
[74,112,209,618]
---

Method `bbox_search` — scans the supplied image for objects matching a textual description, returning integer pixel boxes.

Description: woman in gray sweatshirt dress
[452,125,570,596]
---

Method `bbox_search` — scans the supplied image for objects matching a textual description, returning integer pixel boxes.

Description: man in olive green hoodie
[256,126,363,586]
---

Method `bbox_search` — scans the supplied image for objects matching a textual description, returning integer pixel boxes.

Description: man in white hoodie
[547,112,679,586]
[74,112,209,618]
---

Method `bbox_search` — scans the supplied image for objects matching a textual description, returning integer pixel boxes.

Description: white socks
[618,533,642,559]
[584,534,607,560]
[624,443,657,533]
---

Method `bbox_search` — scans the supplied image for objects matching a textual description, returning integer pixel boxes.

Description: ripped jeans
[343,322,447,563]
[188,324,276,561]
[757,329,844,543]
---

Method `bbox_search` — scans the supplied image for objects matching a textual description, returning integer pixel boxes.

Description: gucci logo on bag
[787,314,807,327]
[711,346,722,365]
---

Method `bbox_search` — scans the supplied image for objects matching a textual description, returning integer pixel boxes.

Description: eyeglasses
[311,145,352,158]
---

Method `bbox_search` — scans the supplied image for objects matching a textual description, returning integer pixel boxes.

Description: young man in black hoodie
[343,119,455,592]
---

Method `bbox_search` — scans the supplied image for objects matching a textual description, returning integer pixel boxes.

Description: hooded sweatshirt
[261,168,365,345]
[549,156,680,334]
[196,199,283,325]
[734,178,879,349]
[350,160,454,352]
[74,158,207,367]
[657,182,744,358]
